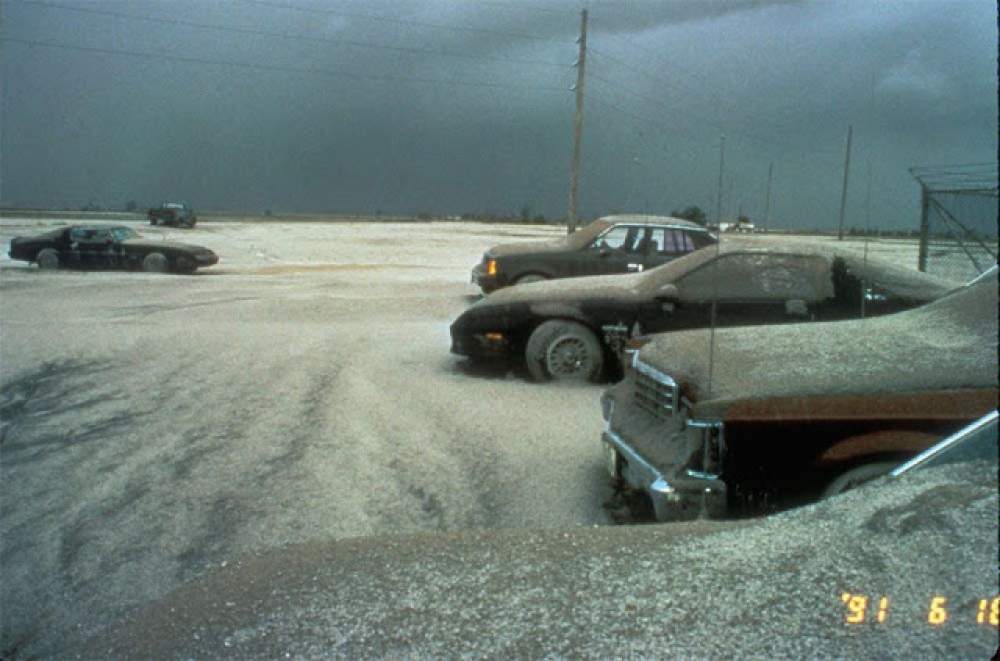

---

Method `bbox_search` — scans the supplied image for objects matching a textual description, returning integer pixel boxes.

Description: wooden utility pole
[763,162,773,231]
[836,125,853,240]
[714,135,725,226]
[567,9,588,234]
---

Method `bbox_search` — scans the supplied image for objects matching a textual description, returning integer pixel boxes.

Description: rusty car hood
[638,271,998,419]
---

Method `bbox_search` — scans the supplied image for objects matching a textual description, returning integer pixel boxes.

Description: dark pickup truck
[148,202,197,228]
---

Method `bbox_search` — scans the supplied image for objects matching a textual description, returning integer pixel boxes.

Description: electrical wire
[234,0,568,43]
[16,0,570,68]
[2,37,572,92]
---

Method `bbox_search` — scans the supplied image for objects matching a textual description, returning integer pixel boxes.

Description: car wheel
[515,273,547,285]
[142,252,170,273]
[822,461,897,498]
[36,248,60,270]
[525,320,604,382]
[150,217,158,225]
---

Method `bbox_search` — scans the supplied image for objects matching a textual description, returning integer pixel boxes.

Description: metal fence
[911,163,998,282]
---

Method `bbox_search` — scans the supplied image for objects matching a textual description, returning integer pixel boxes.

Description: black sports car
[8,224,218,273]
[451,238,958,382]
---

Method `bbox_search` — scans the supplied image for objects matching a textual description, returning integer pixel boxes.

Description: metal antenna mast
[567,9,588,234]
[763,162,773,231]
[837,125,853,240]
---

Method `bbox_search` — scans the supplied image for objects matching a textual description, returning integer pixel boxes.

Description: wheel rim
[546,335,592,378]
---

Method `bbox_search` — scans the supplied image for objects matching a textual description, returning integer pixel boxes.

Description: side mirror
[654,283,678,300]
[598,247,611,257]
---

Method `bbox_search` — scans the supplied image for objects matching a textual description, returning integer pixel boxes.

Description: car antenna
[707,135,726,399]
[861,158,873,318]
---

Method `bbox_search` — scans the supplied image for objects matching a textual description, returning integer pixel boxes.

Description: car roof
[597,214,708,231]
[71,224,132,231]
[687,236,959,297]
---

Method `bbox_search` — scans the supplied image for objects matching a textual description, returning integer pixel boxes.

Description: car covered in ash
[470,215,716,293]
[451,238,957,382]
[8,224,219,273]
[600,267,998,521]
[148,202,197,228]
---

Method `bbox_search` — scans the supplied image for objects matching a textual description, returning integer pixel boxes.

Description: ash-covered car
[451,238,957,382]
[600,267,998,521]
[470,215,716,293]
[8,224,219,273]
[148,202,197,228]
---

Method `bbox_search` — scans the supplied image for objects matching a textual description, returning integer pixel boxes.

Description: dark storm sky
[1,0,996,230]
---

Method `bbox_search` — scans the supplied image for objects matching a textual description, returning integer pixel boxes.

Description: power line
[587,68,841,166]
[235,0,567,43]
[464,0,576,18]
[17,0,570,68]
[590,42,843,158]
[2,37,571,92]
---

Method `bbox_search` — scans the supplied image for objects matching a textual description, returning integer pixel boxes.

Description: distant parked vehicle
[148,202,197,228]
[470,215,716,294]
[8,224,218,273]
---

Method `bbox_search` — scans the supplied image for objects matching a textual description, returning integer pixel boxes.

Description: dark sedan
[471,215,716,293]
[451,238,958,382]
[8,224,218,273]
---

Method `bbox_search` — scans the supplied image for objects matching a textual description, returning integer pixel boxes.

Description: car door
[68,227,103,267]
[580,225,647,276]
[675,253,829,327]
[643,228,699,270]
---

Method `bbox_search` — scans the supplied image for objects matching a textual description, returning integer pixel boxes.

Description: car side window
[650,229,696,255]
[677,254,830,302]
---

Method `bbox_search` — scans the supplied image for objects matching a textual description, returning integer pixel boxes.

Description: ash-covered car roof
[639,266,997,417]
[598,213,707,230]
[483,237,959,306]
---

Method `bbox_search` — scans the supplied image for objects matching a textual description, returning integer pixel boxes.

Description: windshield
[1,1,996,658]
[566,218,613,249]
[110,227,138,241]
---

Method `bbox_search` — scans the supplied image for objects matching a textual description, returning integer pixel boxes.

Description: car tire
[515,273,547,285]
[150,217,158,226]
[36,248,60,270]
[142,252,170,273]
[822,461,897,498]
[525,320,604,382]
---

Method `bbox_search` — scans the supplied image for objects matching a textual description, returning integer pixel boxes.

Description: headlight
[600,392,615,421]
[486,259,497,276]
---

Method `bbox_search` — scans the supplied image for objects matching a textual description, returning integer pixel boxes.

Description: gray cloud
[1,0,995,230]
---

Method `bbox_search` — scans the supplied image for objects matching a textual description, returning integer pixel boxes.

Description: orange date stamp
[840,593,999,626]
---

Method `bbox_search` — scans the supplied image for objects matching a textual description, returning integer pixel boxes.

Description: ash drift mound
[85,457,998,659]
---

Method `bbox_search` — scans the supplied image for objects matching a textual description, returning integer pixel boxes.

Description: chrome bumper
[603,428,727,521]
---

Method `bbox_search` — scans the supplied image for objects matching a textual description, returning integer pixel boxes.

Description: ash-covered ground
[0,216,986,657]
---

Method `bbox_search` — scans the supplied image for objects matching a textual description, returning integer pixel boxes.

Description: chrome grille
[633,360,677,420]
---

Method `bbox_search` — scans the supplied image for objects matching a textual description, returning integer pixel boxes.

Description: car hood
[122,239,214,253]
[80,458,998,658]
[477,272,649,308]
[639,272,998,419]
[487,236,573,257]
